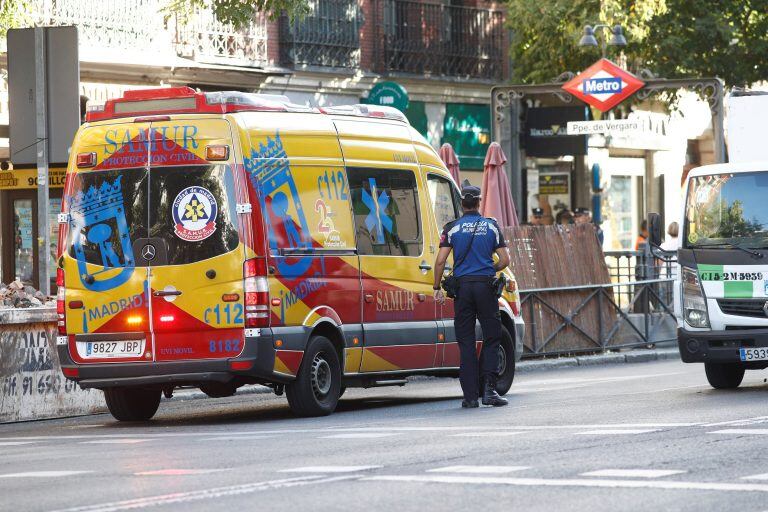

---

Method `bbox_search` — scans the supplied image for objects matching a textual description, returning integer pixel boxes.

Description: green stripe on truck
[724,280,753,298]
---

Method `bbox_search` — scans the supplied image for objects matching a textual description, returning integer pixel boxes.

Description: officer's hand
[434,289,446,305]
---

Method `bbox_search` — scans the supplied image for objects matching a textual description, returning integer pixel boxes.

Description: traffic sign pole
[34,27,51,296]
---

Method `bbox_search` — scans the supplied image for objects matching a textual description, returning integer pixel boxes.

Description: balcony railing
[279,0,362,69]
[378,0,504,80]
[19,0,268,67]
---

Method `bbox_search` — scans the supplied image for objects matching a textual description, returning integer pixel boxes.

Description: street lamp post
[578,24,627,56]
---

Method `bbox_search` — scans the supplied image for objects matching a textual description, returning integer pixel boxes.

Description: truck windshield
[685,171,768,248]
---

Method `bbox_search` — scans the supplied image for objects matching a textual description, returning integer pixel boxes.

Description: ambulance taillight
[244,258,269,327]
[56,268,66,335]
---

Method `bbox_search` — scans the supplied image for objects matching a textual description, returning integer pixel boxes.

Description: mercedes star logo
[141,244,156,261]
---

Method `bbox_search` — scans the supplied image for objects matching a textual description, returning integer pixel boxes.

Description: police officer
[433,185,509,408]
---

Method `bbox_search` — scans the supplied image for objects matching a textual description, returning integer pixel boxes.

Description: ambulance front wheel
[705,362,745,389]
[103,387,161,422]
[286,336,341,417]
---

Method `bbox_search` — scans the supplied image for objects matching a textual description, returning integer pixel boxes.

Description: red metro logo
[561,58,645,112]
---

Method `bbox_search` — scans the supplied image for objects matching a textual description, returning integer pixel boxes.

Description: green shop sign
[365,82,409,112]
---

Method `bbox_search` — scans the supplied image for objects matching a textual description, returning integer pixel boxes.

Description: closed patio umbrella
[480,142,519,228]
[439,143,461,185]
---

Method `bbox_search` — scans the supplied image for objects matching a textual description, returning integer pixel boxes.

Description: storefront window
[13,199,34,283]
[441,103,491,170]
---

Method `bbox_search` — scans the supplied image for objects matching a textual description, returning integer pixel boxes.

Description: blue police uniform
[440,210,507,403]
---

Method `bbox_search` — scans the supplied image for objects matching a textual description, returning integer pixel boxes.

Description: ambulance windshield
[685,171,768,248]
[66,165,239,268]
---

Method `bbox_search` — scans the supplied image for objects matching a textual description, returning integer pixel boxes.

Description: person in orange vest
[634,220,649,250]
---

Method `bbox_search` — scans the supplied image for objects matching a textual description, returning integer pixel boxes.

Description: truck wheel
[705,362,745,389]
[496,327,516,396]
[286,336,341,417]
[104,387,161,421]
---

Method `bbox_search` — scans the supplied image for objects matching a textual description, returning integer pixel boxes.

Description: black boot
[461,399,479,408]
[482,379,508,407]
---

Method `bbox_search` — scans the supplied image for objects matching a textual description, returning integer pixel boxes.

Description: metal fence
[506,226,678,357]
[378,0,504,80]
[280,0,362,69]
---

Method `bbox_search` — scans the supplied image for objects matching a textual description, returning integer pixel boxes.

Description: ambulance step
[367,379,408,388]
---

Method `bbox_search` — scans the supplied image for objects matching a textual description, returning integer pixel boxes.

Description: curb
[517,347,680,372]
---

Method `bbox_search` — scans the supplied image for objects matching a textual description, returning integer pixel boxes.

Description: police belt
[457,275,495,282]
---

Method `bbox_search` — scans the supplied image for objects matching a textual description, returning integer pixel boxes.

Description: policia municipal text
[433,185,510,408]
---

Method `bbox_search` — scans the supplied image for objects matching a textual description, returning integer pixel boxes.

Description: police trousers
[454,276,503,401]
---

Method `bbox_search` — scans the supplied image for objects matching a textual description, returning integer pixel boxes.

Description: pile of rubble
[0,280,55,309]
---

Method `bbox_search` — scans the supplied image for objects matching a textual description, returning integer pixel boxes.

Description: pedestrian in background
[555,209,574,225]
[574,207,604,245]
[634,220,649,250]
[660,222,679,252]
[433,184,509,409]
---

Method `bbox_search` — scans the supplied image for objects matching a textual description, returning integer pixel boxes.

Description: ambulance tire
[705,362,745,389]
[104,387,161,421]
[495,327,516,396]
[286,336,341,417]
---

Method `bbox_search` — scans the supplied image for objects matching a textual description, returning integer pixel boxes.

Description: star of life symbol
[362,178,393,241]
[172,186,218,242]
[562,58,645,112]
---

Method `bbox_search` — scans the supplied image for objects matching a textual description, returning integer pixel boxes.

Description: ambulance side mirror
[648,213,662,247]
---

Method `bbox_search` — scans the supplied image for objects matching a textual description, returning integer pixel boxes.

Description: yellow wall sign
[0,167,66,190]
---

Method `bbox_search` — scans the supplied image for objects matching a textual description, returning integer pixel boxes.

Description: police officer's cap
[461,185,482,200]
[574,207,591,215]
[532,207,543,216]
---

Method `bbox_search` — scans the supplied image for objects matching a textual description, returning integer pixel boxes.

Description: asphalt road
[2,359,768,512]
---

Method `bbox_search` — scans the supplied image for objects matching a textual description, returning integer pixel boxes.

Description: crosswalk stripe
[742,473,768,481]
[0,471,92,478]
[449,432,527,438]
[280,466,381,473]
[364,474,768,493]
[428,466,529,474]
[581,469,686,478]
[135,469,226,476]
[80,439,152,444]
[708,429,768,435]
[319,433,399,439]
[0,441,37,446]
[576,429,659,435]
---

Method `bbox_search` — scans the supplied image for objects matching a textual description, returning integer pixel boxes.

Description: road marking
[450,432,528,437]
[49,475,358,512]
[708,429,768,436]
[576,429,659,435]
[0,441,36,446]
[742,473,768,481]
[0,471,92,478]
[319,433,399,439]
[428,466,529,474]
[203,436,275,441]
[280,466,381,473]
[364,474,768,493]
[581,469,686,478]
[135,469,226,476]
[80,439,153,444]
[704,416,768,427]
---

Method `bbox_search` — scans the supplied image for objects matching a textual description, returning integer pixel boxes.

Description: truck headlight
[682,266,710,328]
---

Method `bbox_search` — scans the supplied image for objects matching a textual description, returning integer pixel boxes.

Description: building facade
[0,0,509,289]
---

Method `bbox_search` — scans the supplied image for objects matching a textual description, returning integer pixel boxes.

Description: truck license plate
[739,348,768,362]
[80,340,144,359]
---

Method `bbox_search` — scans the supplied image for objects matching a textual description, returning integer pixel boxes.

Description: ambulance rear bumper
[58,331,280,389]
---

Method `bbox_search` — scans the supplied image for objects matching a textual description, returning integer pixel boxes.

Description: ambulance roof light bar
[320,104,410,124]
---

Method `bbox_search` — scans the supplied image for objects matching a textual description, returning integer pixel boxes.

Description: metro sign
[562,58,645,112]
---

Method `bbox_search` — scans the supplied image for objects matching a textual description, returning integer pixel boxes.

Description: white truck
[649,92,768,389]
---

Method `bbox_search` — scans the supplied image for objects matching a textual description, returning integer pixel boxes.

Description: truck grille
[718,299,768,318]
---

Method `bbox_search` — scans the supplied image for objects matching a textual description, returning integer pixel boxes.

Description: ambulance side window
[427,174,461,229]
[348,168,422,257]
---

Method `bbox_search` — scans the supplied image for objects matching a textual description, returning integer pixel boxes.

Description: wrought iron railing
[280,0,362,69]
[378,0,504,80]
[20,0,268,67]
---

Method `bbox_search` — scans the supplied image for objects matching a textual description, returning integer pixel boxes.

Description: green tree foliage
[506,0,768,88]
[0,0,31,37]
[166,0,309,26]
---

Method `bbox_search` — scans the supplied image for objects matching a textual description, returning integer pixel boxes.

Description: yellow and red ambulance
[56,87,524,420]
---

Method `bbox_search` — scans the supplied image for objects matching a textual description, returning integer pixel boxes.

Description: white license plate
[79,340,144,359]
[739,347,768,362]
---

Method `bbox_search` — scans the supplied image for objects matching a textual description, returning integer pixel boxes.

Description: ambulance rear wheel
[286,336,341,417]
[495,327,516,396]
[705,362,745,389]
[104,387,161,421]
